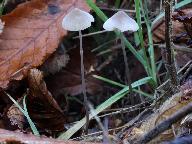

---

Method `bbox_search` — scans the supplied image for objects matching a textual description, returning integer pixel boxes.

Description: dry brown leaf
[27,68,65,132]
[0,0,92,88]
[7,98,26,130]
[152,9,192,43]
[0,128,96,144]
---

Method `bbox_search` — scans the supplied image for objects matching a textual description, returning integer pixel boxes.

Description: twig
[88,103,111,143]
[164,0,178,90]
[136,102,192,144]
[73,30,107,39]
[98,7,135,13]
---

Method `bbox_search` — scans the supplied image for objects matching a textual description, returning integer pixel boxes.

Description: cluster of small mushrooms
[62,8,139,132]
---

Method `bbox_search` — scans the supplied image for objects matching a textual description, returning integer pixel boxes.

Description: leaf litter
[0,0,192,143]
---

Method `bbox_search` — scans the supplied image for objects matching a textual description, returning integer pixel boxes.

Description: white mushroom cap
[103,11,139,32]
[62,8,94,31]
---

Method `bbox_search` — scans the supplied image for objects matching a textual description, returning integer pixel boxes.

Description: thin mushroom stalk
[62,8,94,134]
[79,30,89,133]
[120,32,132,92]
[103,11,139,98]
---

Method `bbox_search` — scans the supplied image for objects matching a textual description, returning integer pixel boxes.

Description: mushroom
[62,8,94,133]
[103,11,139,93]
[103,11,139,32]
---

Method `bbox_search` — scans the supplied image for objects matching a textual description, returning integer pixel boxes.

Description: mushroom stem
[79,30,89,134]
[120,32,133,93]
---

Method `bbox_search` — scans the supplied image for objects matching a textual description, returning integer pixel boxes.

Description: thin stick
[136,102,192,144]
[88,103,111,144]
[79,30,89,134]
[120,33,132,93]
[164,0,178,89]
[73,30,107,39]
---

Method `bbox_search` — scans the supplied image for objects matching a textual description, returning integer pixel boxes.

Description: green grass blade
[23,96,40,136]
[6,93,39,136]
[93,75,126,88]
[133,89,153,100]
[86,0,108,21]
[175,0,192,9]
[6,92,25,114]
[58,77,152,140]
[141,1,157,86]
[134,0,152,77]
[115,0,121,8]
[134,0,145,50]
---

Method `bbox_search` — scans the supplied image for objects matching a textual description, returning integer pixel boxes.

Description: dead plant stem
[164,0,178,89]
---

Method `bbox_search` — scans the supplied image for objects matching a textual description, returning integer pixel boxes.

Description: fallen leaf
[173,9,192,43]
[7,98,26,130]
[27,68,65,132]
[152,9,192,68]
[152,9,192,43]
[0,0,92,88]
[0,128,95,144]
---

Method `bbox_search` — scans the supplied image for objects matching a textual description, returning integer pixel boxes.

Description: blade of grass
[93,75,126,88]
[0,0,5,15]
[6,93,40,136]
[134,0,152,77]
[58,77,152,140]
[133,89,153,99]
[175,0,192,9]
[93,75,154,100]
[115,0,121,8]
[141,1,157,86]
[23,95,40,136]
[86,0,108,21]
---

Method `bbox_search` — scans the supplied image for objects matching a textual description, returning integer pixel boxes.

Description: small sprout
[103,11,139,32]
[103,11,139,99]
[62,8,94,31]
[62,8,95,133]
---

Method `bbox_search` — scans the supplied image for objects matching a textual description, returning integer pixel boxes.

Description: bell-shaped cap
[103,11,139,32]
[62,8,94,31]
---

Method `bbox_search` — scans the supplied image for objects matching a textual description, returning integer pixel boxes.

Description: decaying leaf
[152,8,192,68]
[27,68,65,132]
[125,86,192,143]
[173,10,192,23]
[173,9,192,43]
[0,128,94,144]
[7,98,26,130]
[152,9,192,43]
[0,0,92,88]
[45,47,102,97]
